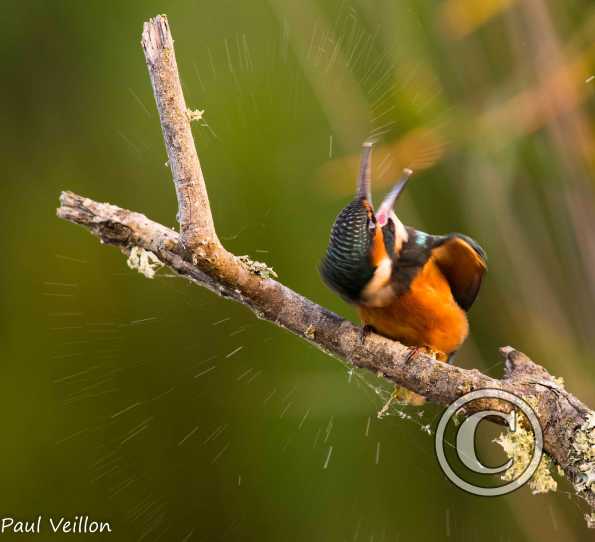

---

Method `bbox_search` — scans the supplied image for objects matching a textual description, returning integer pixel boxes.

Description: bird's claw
[405,346,422,364]
[405,346,444,363]
[358,324,375,345]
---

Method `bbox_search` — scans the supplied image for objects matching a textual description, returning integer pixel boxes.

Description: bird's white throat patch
[360,257,394,307]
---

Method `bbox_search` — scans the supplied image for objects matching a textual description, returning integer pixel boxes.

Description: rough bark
[56,14,594,523]
[141,15,218,249]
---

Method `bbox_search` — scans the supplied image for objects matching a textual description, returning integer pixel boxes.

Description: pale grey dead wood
[141,14,218,250]
[56,13,594,523]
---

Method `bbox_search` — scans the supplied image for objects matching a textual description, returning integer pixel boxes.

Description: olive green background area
[2,1,595,541]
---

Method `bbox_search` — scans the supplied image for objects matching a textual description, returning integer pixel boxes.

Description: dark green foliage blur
[1,1,594,540]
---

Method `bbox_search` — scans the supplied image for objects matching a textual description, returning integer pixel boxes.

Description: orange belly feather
[357,258,468,358]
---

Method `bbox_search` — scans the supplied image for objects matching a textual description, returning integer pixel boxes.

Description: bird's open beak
[375,168,413,226]
[356,142,374,203]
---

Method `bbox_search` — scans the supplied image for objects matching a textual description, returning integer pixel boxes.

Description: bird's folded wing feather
[431,234,487,311]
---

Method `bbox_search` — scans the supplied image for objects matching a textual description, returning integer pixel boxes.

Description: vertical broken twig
[141,15,218,250]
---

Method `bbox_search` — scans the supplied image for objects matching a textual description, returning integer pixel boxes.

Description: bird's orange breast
[357,258,469,358]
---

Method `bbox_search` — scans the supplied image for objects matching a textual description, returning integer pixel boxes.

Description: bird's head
[320,142,412,303]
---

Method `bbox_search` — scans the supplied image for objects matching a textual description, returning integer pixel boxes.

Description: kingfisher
[320,142,487,363]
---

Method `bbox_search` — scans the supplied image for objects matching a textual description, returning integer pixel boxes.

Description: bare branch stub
[56,13,595,524]
[141,14,218,250]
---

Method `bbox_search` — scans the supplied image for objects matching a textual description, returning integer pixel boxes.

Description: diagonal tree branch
[57,14,594,524]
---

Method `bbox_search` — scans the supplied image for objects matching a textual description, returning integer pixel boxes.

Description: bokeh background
[2,0,595,540]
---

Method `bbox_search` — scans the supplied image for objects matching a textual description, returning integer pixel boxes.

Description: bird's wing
[430,234,487,311]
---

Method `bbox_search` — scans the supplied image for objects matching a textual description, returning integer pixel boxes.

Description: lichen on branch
[127,246,164,278]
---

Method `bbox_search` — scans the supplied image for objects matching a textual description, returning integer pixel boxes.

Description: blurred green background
[2,0,595,540]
